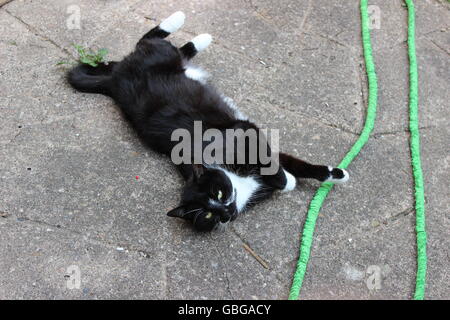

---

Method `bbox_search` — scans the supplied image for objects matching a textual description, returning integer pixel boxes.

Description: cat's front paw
[325,166,349,184]
[191,33,213,52]
[159,11,185,33]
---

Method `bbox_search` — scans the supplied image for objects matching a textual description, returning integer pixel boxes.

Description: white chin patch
[282,170,296,192]
[159,11,185,33]
[191,34,212,52]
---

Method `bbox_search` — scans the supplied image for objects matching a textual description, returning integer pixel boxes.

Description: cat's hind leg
[180,34,212,83]
[141,11,185,40]
[179,34,212,60]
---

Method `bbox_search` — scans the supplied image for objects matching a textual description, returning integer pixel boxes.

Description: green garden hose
[289,0,427,300]
[404,0,427,300]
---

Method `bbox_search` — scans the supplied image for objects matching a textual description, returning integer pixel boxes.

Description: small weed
[55,44,109,67]
[73,44,108,67]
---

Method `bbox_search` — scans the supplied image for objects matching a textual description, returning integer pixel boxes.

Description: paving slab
[299,216,417,300]
[4,0,143,51]
[370,28,449,135]
[419,125,450,299]
[306,0,362,50]
[0,218,165,299]
[133,0,309,65]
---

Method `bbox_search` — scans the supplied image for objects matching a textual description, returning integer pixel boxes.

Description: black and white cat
[68,11,349,232]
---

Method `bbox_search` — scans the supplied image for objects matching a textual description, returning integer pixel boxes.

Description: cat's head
[167,165,237,232]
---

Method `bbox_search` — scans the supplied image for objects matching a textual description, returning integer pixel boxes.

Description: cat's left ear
[167,205,187,218]
[192,164,205,180]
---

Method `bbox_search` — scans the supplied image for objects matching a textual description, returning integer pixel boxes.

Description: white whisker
[192,209,203,226]
[214,221,229,232]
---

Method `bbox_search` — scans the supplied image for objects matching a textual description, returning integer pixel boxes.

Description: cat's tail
[67,63,114,96]
[279,153,349,184]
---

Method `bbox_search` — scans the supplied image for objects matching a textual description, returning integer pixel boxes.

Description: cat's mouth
[220,208,238,223]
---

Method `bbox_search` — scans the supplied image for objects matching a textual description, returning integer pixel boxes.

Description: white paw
[160,11,185,33]
[282,170,297,192]
[326,168,349,184]
[340,169,349,183]
[191,34,212,52]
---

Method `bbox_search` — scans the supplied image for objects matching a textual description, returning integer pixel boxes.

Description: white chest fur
[220,169,261,213]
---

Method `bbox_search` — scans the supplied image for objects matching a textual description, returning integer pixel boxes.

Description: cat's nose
[220,206,237,223]
[219,210,232,223]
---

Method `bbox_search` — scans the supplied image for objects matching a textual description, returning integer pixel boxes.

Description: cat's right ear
[167,205,186,218]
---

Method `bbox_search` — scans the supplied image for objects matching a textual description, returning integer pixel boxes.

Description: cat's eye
[205,212,213,219]
[217,190,223,200]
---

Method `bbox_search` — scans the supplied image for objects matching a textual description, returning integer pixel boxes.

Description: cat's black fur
[67,13,348,231]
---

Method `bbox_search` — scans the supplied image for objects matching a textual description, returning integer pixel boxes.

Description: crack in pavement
[246,0,283,31]
[383,27,450,51]
[254,98,362,136]
[0,0,14,8]
[3,212,157,261]
[428,38,450,56]
[338,206,416,245]
[210,234,235,299]
[3,129,22,146]
[285,205,417,267]
[372,126,435,138]
[302,30,351,49]
[3,8,74,59]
